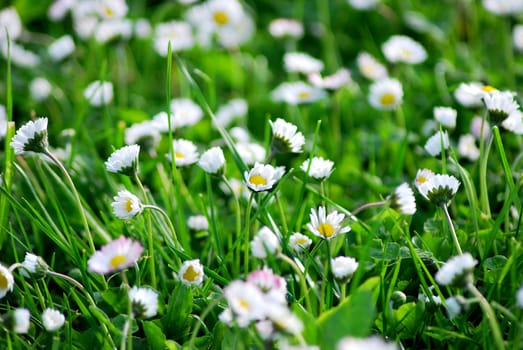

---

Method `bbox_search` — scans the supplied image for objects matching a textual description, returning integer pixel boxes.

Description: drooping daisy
[198,146,225,174]
[187,215,209,231]
[269,118,305,153]
[482,90,520,125]
[388,183,416,215]
[11,117,49,155]
[251,226,280,259]
[271,81,327,105]
[348,0,380,10]
[42,308,65,332]
[434,106,457,129]
[0,264,14,299]
[111,190,143,219]
[368,78,403,110]
[331,256,359,282]
[29,78,52,102]
[171,98,204,128]
[307,206,351,240]
[128,286,159,319]
[48,35,75,61]
[179,259,204,287]
[382,35,427,64]
[22,252,49,278]
[300,157,335,180]
[435,252,477,287]
[167,139,199,166]
[424,130,450,157]
[105,144,140,176]
[308,68,355,90]
[84,80,114,107]
[87,236,144,274]
[288,233,312,252]
[458,134,480,161]
[223,280,267,325]
[247,267,287,304]
[283,52,324,75]
[268,18,304,39]
[417,174,460,206]
[356,52,388,80]
[244,163,284,192]
[337,336,398,350]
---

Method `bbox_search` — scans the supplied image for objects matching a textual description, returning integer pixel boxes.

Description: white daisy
[337,336,398,350]
[266,304,303,335]
[215,98,248,128]
[111,190,142,219]
[105,144,140,175]
[513,25,523,51]
[453,82,487,107]
[97,0,128,19]
[251,226,280,259]
[483,0,523,15]
[22,252,49,277]
[134,18,152,38]
[388,183,416,215]
[458,134,480,161]
[187,215,209,231]
[414,168,435,189]
[435,252,477,287]
[0,264,14,299]
[268,18,304,39]
[12,308,31,334]
[516,284,523,308]
[0,7,22,42]
[179,259,204,287]
[270,118,305,153]
[170,98,204,128]
[244,163,284,192]
[48,0,75,21]
[348,0,380,10]
[434,106,457,129]
[236,142,266,166]
[11,117,49,155]
[417,173,460,205]
[357,52,388,80]
[424,130,450,157]
[300,157,334,180]
[167,139,199,167]
[0,42,40,68]
[284,52,324,75]
[84,80,113,107]
[129,286,159,319]
[94,19,133,44]
[308,68,355,90]
[198,146,225,174]
[42,308,65,332]
[87,236,144,274]
[501,110,523,134]
[307,206,351,240]
[125,121,161,151]
[483,90,520,125]
[445,296,466,319]
[288,233,312,253]
[223,280,267,325]
[331,256,359,281]
[271,81,327,105]
[382,35,427,64]
[368,78,403,110]
[247,267,287,304]
[30,78,52,102]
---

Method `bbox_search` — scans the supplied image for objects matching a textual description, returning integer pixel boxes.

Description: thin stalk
[440,203,463,255]
[467,282,505,350]
[205,174,223,261]
[187,297,223,348]
[221,176,241,257]
[320,241,331,313]
[352,201,387,215]
[340,283,347,301]
[142,204,180,250]
[493,126,519,211]
[278,253,313,313]
[241,193,254,275]
[43,150,95,253]
[479,131,492,217]
[275,194,289,236]
[134,174,156,288]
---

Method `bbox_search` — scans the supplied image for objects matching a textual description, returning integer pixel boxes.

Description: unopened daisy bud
[331,256,358,283]
[516,285,523,309]
[2,308,31,334]
[22,253,49,278]
[198,146,225,175]
[187,215,209,231]
[388,183,416,215]
[424,130,450,157]
[269,118,305,153]
[445,295,468,319]
[42,308,65,332]
[0,264,14,299]
[179,259,204,287]
[251,226,280,259]
[129,286,159,319]
[105,144,140,176]
[435,253,477,287]
[300,157,334,180]
[288,233,312,253]
[111,190,142,219]
[11,117,49,155]
[418,174,460,206]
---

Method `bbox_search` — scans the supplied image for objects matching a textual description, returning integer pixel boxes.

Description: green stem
[493,126,519,211]
[275,194,289,236]
[242,193,254,275]
[352,201,387,215]
[205,174,223,262]
[340,283,347,301]
[142,204,180,251]
[440,203,463,255]
[479,132,492,217]
[134,174,156,288]
[221,176,242,258]
[279,253,313,313]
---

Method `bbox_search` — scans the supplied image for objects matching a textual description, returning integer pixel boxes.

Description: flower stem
[479,131,492,217]
[142,204,180,251]
[205,174,223,262]
[278,253,313,313]
[467,282,505,350]
[44,150,95,253]
[221,176,242,261]
[352,201,387,215]
[440,203,463,255]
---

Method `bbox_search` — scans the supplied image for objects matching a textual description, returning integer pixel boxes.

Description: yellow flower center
[417,176,427,184]
[249,175,267,186]
[125,199,133,213]
[182,265,200,282]
[318,223,335,238]
[380,93,396,106]
[298,91,311,99]
[481,85,496,92]
[296,237,309,245]
[0,272,8,289]
[213,11,229,25]
[104,6,114,17]
[110,255,127,268]
[239,298,250,310]
[400,48,412,59]
[175,152,185,159]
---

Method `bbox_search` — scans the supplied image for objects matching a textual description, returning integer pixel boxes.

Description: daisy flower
[368,78,403,110]
[445,296,467,319]
[251,226,280,259]
[42,308,65,332]
[382,35,427,64]
[513,25,523,51]
[167,139,199,167]
[288,232,313,253]
[270,118,305,153]
[48,34,75,61]
[348,0,380,10]
[516,284,523,309]
[97,0,128,19]
[223,280,267,325]
[482,90,520,125]
[424,130,450,157]
[179,259,204,287]
[171,98,204,128]
[198,146,226,175]
[417,174,460,205]
[308,68,355,90]
[357,52,388,80]
[268,18,304,39]
[8,308,31,334]
[307,206,351,240]
[266,304,304,336]
[111,190,143,219]
[22,252,49,278]
[247,267,287,304]
[87,236,144,274]
[84,80,113,106]
[337,336,398,350]
[501,110,523,134]
[244,163,284,192]
[11,117,49,155]
[0,7,22,41]
[435,252,477,287]
[187,215,209,231]
[458,134,480,161]
[434,106,457,129]
[0,264,14,299]
[271,81,327,105]
[153,20,192,55]
[300,157,335,180]
[454,82,486,107]
[483,0,523,15]
[283,52,324,75]
[236,142,266,165]
[215,98,248,128]
[414,168,435,189]
[30,78,52,102]
[125,121,161,151]
[129,286,159,319]
[331,256,359,282]
[388,183,416,215]
[105,144,140,176]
